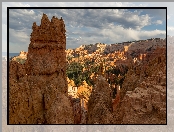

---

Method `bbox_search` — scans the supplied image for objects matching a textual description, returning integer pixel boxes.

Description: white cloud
[59,9,152,30]
[65,24,165,49]
[9,28,30,43]
[2,2,167,52]
[9,27,30,52]
[100,25,165,42]
[154,20,163,25]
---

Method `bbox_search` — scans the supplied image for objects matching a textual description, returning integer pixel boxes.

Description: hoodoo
[9,13,73,124]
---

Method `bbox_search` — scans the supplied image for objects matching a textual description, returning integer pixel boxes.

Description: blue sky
[2,2,170,53]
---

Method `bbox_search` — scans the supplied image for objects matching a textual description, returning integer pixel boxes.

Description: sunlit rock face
[9,13,74,124]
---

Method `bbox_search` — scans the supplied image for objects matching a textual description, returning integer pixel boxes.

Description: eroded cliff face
[9,13,73,124]
[113,47,166,124]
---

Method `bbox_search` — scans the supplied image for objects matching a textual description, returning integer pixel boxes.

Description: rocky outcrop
[19,51,28,57]
[87,75,113,124]
[77,80,92,109]
[121,47,166,99]
[68,97,82,124]
[67,77,78,98]
[113,47,166,124]
[26,14,66,78]
[10,51,28,64]
[113,85,121,111]
[9,13,73,124]
[120,76,166,124]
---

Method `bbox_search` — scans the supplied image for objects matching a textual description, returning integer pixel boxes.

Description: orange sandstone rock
[9,13,73,124]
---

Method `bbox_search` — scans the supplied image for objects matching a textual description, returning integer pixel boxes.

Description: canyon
[9,13,166,124]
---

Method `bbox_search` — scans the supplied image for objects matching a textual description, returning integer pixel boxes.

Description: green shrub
[15,58,26,64]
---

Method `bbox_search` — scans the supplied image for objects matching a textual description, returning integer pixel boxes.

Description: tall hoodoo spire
[9,13,74,124]
[30,13,66,45]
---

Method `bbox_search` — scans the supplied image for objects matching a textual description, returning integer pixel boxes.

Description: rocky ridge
[112,47,166,124]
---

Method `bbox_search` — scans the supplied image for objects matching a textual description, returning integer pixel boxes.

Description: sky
[2,2,172,53]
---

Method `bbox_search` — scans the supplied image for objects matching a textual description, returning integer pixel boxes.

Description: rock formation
[67,77,78,98]
[77,80,92,109]
[113,85,121,111]
[9,13,73,124]
[113,47,166,124]
[68,97,82,124]
[10,51,28,64]
[87,75,113,124]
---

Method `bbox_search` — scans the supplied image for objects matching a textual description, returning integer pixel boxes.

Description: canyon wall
[113,47,166,124]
